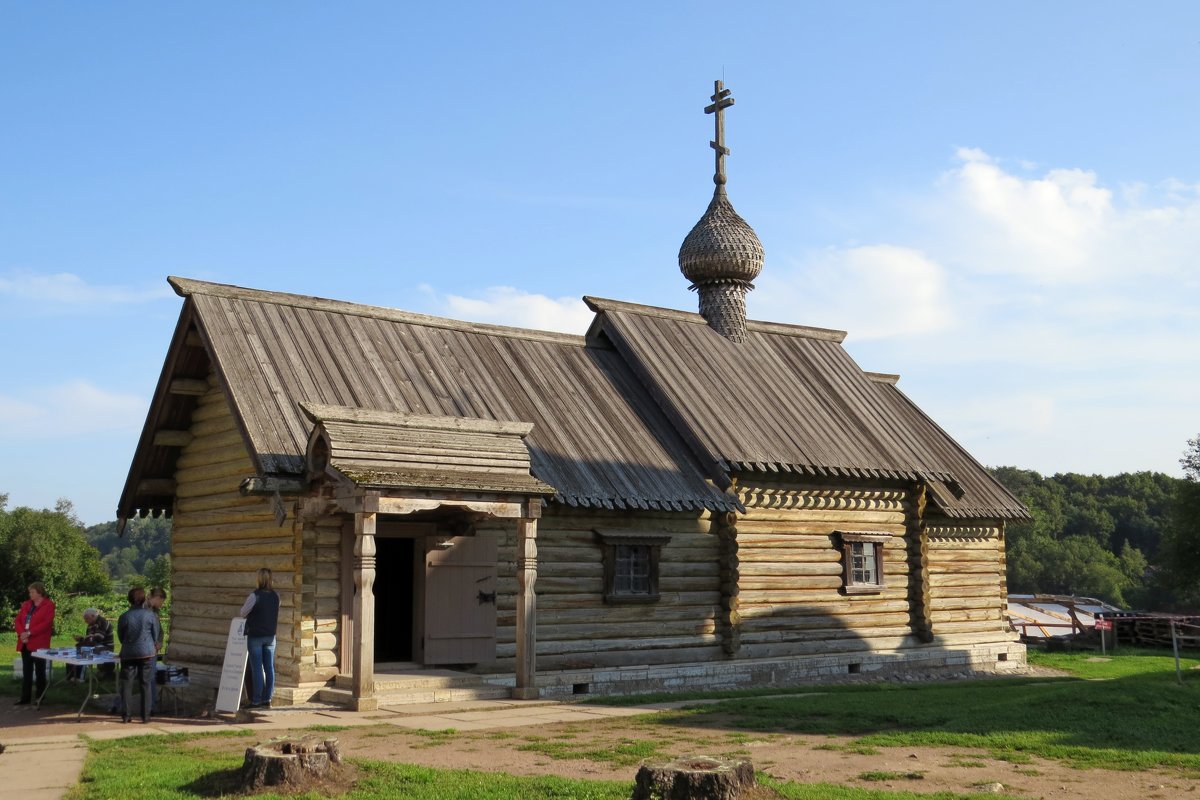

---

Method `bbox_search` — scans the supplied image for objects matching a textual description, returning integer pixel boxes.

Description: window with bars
[837,531,891,595]
[595,529,671,604]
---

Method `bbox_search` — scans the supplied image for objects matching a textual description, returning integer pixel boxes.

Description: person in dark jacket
[117,586,162,723]
[239,568,280,709]
[13,581,55,705]
[68,608,114,681]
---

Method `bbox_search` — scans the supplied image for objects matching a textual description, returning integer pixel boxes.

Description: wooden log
[173,554,295,573]
[238,738,339,791]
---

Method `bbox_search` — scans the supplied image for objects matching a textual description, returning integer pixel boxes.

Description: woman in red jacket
[14,581,56,705]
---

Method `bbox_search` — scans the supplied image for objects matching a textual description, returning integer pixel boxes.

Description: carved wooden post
[352,507,378,710]
[513,503,539,699]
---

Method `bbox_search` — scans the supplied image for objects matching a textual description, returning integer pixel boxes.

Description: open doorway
[373,537,416,662]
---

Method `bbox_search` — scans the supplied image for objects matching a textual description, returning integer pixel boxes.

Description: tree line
[2,435,1199,620]
[991,436,1199,609]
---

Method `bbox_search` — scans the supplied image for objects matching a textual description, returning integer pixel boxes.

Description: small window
[595,529,671,604]
[837,531,891,595]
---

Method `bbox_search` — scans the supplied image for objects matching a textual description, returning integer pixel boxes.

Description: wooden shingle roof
[118,278,739,520]
[585,297,1028,520]
[119,277,1027,522]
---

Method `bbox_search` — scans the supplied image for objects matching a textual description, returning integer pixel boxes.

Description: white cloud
[0,270,173,307]
[0,380,145,440]
[755,244,954,340]
[777,148,1200,476]
[436,286,593,334]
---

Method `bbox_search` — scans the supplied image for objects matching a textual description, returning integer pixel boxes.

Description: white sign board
[215,617,248,713]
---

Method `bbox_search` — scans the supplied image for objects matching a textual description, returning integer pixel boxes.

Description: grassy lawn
[65,732,1013,800]
[45,647,1200,799]
[636,648,1200,773]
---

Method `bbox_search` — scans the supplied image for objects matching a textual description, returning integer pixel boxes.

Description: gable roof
[119,277,1027,523]
[585,297,1028,520]
[117,278,739,521]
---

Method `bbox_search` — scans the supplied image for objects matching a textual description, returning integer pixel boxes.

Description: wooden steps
[316,668,512,707]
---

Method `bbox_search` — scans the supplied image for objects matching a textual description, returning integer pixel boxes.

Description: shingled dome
[678,80,764,343]
[678,191,765,286]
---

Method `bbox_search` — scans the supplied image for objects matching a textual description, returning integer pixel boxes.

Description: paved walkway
[0,697,659,799]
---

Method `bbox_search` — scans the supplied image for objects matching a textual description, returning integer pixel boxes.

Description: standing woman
[117,586,162,723]
[239,567,280,709]
[14,582,55,705]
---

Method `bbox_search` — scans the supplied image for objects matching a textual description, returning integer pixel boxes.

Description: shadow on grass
[647,666,1200,767]
[179,767,246,798]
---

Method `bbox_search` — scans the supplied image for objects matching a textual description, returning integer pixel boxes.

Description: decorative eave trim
[737,485,907,512]
[926,524,1002,540]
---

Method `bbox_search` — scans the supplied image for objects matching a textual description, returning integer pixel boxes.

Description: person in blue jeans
[239,567,280,709]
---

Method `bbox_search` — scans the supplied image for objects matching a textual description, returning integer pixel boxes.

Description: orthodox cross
[704,80,734,189]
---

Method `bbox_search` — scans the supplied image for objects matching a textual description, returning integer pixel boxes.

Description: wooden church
[119,83,1028,709]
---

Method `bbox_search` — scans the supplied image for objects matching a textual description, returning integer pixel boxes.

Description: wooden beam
[239,476,306,495]
[137,479,176,495]
[351,511,378,710]
[184,330,204,348]
[169,378,210,396]
[375,496,527,518]
[513,516,539,700]
[153,430,193,447]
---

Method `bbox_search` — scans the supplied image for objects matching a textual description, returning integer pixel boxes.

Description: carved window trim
[594,529,671,604]
[837,530,892,595]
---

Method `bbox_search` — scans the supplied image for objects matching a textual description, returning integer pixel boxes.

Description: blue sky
[2,3,1198,525]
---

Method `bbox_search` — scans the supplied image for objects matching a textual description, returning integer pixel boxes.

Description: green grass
[635,649,1200,773]
[63,734,1019,800]
[857,771,924,781]
[516,736,666,767]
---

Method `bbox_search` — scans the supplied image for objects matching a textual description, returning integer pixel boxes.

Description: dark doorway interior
[373,537,415,662]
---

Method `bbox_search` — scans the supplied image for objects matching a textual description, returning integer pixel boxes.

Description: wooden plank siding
[167,372,302,691]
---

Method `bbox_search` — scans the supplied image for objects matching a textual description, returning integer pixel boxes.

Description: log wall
[734,481,913,659]
[168,372,301,689]
[925,518,1012,638]
[298,512,342,683]
[484,507,721,671]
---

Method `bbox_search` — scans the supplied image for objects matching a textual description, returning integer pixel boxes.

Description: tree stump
[631,756,755,800]
[239,736,342,791]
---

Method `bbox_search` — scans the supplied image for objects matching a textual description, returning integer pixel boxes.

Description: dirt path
[186,714,1198,799]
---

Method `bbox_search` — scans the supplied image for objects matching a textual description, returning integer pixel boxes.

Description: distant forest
[84,515,172,586]
[988,467,1188,609]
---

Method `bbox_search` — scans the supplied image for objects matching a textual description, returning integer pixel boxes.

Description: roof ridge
[170,276,587,347]
[584,295,846,342]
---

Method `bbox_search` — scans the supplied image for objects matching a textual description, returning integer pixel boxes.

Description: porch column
[351,509,379,710]
[513,514,539,699]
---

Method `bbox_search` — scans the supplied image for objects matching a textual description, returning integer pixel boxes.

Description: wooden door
[424,533,498,664]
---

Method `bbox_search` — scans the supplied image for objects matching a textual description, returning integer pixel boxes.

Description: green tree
[86,515,172,581]
[1159,435,1200,604]
[0,498,111,620]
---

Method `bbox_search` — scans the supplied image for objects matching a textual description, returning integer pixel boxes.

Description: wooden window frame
[594,529,671,604]
[837,531,892,595]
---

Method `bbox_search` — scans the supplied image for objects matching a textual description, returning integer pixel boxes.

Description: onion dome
[678,80,763,343]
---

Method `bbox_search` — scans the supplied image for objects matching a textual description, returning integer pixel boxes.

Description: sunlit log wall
[166,373,301,692]
[484,507,721,671]
[479,478,1014,675]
